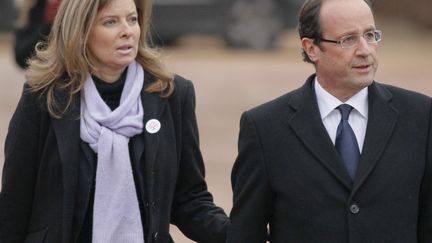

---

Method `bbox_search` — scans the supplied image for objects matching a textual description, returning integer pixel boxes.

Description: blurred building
[151,0,303,49]
[373,0,432,28]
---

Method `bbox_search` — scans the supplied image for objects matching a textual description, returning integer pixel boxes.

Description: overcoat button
[350,204,360,214]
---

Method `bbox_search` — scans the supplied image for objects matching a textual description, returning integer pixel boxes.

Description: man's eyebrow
[337,26,377,38]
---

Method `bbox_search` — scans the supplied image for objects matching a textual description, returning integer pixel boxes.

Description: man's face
[314,0,378,101]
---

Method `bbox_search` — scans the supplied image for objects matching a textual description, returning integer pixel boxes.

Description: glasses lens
[341,35,358,48]
[374,30,382,42]
[364,31,377,42]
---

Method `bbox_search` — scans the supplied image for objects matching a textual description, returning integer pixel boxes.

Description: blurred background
[0,0,431,242]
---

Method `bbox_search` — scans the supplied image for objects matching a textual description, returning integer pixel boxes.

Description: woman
[0,0,228,242]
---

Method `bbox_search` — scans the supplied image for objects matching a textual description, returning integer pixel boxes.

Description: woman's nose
[121,21,134,37]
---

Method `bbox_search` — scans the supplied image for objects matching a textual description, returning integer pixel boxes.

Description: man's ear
[301,38,319,62]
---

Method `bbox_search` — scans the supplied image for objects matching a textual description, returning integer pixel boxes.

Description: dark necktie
[335,104,360,180]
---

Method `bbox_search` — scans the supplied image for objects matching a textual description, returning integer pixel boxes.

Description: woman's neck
[92,67,126,83]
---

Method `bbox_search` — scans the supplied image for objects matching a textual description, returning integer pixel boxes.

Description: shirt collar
[314,77,368,119]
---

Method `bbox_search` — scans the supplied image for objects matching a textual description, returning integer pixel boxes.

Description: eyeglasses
[318,30,382,48]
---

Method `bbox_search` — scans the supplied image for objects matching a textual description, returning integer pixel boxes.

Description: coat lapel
[352,82,398,191]
[132,76,167,166]
[51,93,81,243]
[130,74,168,209]
[288,77,353,189]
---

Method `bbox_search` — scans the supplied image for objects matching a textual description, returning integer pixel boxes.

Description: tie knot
[337,104,353,120]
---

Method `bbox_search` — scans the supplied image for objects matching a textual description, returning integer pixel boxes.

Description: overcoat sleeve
[0,84,47,242]
[418,98,432,242]
[227,112,273,243]
[169,78,228,243]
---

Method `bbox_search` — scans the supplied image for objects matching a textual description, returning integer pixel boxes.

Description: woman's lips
[117,45,133,55]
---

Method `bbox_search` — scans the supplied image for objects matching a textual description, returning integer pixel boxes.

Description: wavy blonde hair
[26,0,174,118]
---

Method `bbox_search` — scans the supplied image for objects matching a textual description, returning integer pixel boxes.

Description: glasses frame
[318,30,382,49]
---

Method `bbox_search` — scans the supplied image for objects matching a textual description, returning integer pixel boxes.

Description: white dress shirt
[314,78,368,152]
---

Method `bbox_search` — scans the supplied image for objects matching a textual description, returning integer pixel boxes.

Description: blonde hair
[26,0,174,118]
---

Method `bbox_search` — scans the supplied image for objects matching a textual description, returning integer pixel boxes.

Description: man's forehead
[320,0,375,34]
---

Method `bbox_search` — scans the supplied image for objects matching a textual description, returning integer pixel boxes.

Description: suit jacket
[0,74,228,243]
[227,75,432,243]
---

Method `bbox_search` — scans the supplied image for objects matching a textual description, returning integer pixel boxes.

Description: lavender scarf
[80,61,145,243]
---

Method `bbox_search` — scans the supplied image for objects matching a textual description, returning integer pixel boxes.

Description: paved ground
[0,21,431,241]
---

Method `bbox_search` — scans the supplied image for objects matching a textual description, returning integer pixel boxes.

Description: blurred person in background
[0,0,17,32]
[228,0,432,242]
[14,0,61,68]
[0,0,228,242]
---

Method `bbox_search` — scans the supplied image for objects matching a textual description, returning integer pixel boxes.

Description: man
[227,0,432,242]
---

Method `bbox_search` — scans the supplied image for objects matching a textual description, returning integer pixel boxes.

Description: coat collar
[287,75,398,190]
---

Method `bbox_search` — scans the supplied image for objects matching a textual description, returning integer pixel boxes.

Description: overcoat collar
[287,75,398,191]
[51,72,167,242]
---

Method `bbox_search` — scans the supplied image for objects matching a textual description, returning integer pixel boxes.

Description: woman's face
[87,0,140,79]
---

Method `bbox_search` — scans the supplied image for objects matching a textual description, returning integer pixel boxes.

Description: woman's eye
[103,19,116,26]
[129,16,138,24]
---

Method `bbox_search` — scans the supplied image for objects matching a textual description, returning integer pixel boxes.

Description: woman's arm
[0,84,45,242]
[170,77,229,243]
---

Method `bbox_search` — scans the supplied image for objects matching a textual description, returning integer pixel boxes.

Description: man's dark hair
[298,0,372,64]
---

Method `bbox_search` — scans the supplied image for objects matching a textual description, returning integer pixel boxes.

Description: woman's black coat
[0,74,228,243]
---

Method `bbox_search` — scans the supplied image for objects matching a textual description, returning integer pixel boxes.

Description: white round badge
[145,119,161,134]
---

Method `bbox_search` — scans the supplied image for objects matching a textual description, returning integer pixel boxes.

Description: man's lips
[353,63,372,68]
[353,64,373,71]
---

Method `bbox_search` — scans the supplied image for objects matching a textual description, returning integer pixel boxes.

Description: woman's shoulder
[20,82,46,108]
[170,74,194,98]
[8,82,49,132]
[143,71,195,102]
[165,74,196,112]
[173,74,193,91]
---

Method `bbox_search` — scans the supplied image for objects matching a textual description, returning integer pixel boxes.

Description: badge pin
[145,119,161,134]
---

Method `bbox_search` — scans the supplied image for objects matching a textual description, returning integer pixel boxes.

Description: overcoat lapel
[288,77,353,189]
[131,76,168,204]
[51,93,81,243]
[132,76,167,166]
[352,82,398,191]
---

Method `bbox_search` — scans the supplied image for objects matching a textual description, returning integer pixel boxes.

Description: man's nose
[355,37,374,56]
